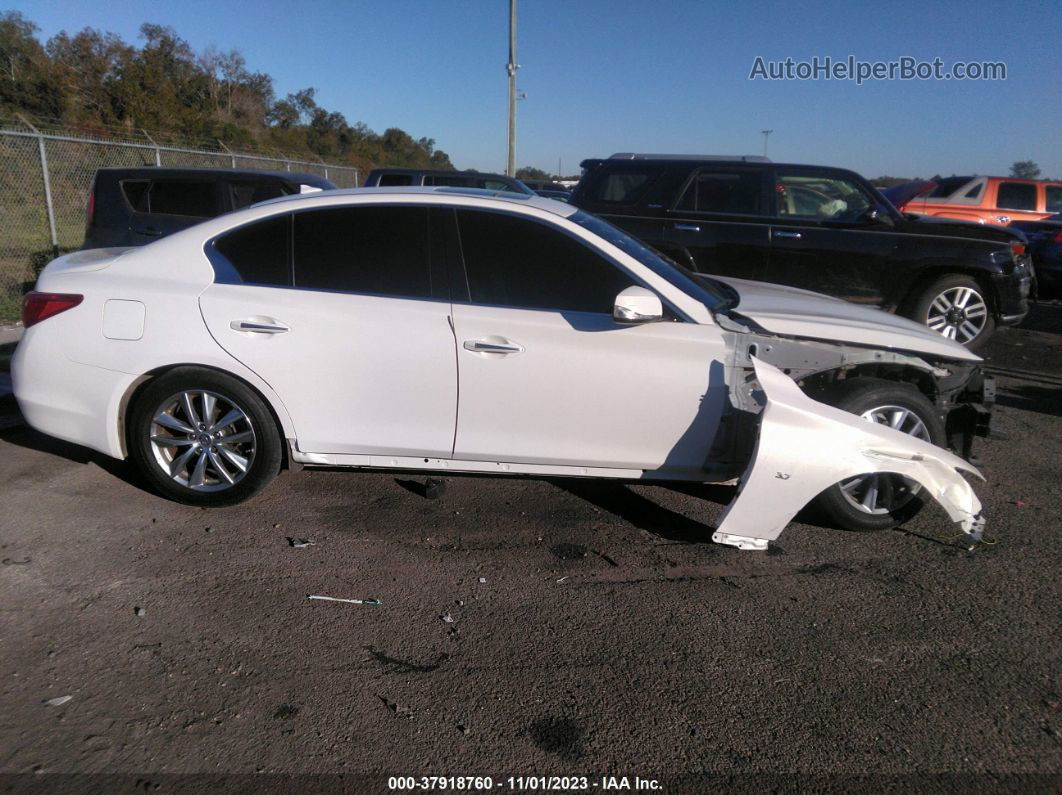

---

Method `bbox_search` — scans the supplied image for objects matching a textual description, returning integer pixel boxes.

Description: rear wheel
[128,368,282,507]
[909,274,995,350]
[812,378,945,531]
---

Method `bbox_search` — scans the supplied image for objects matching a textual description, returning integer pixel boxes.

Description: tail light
[1053,230,1062,244]
[22,292,83,328]
[1010,241,1026,257]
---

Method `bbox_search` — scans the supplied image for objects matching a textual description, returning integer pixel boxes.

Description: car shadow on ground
[995,383,1062,418]
[0,421,155,496]
[548,478,735,545]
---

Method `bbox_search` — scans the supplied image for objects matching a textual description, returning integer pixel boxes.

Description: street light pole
[761,129,773,158]
[506,0,518,177]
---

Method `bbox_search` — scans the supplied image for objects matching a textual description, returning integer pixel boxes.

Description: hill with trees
[0,11,453,173]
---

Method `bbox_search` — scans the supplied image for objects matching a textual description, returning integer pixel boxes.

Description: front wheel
[812,378,945,531]
[909,274,995,350]
[128,368,283,507]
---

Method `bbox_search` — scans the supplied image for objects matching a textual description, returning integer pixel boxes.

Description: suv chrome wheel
[148,390,257,492]
[839,405,930,515]
[925,285,988,343]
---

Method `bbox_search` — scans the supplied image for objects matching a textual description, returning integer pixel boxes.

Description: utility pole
[761,129,773,158]
[506,0,518,176]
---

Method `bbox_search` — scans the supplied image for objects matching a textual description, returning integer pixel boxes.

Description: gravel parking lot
[0,307,1059,790]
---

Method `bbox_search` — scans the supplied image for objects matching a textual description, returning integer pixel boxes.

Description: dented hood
[709,275,982,363]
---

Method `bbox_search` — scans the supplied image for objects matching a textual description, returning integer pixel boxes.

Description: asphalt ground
[0,306,1059,792]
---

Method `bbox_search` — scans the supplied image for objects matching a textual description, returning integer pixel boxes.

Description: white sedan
[13,188,988,550]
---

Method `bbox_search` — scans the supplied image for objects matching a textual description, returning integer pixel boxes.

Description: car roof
[95,166,334,185]
[367,168,517,179]
[249,186,579,217]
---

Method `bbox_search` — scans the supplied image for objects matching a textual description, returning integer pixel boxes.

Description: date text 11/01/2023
[387,775,662,790]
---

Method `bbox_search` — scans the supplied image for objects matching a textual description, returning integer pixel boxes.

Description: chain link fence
[0,121,359,322]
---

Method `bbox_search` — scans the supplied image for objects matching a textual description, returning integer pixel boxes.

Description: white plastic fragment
[43,695,72,707]
[307,595,381,606]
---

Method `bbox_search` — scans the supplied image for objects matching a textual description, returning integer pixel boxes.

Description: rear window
[377,174,413,186]
[593,171,651,204]
[997,182,1037,211]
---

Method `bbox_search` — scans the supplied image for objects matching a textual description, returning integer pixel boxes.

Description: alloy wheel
[839,405,931,515]
[925,286,988,343]
[147,390,257,492]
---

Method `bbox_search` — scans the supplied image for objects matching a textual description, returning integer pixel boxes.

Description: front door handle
[463,339,524,354]
[673,223,701,232]
[230,319,289,334]
[135,226,163,237]
[772,230,803,240]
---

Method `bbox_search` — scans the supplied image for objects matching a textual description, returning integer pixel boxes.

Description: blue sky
[9,0,1062,177]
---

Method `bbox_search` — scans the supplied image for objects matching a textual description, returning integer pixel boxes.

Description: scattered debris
[2,557,30,565]
[307,595,381,606]
[457,724,470,735]
[134,606,146,617]
[286,537,316,548]
[204,527,213,533]
[440,612,455,623]
[556,576,569,583]
[272,703,299,720]
[43,696,72,707]
[478,577,487,584]
[424,478,446,500]
[273,523,281,529]
[1012,500,1027,508]
[378,695,413,719]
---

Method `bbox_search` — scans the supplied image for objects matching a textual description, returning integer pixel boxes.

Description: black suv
[363,168,533,195]
[571,155,1032,348]
[83,167,336,249]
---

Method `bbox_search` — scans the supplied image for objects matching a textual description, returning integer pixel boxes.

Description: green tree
[1010,161,1041,179]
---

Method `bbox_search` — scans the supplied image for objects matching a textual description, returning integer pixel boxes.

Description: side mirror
[614,286,663,324]
[860,207,894,227]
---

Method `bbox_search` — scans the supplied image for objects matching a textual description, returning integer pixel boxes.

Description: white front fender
[712,358,985,551]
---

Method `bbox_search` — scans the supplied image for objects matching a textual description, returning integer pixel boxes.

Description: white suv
[13,188,988,550]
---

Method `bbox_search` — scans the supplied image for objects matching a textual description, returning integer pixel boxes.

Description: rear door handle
[230,319,289,334]
[463,339,524,354]
[673,223,701,232]
[772,230,803,240]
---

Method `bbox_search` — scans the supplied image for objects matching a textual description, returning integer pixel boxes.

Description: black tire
[907,274,996,351]
[128,367,283,507]
[811,378,945,532]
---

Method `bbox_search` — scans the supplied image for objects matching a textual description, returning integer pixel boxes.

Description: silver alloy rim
[925,285,988,343]
[839,405,931,515]
[148,390,256,492]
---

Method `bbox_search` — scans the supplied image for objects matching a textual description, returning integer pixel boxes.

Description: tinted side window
[1044,186,1062,214]
[997,182,1037,211]
[121,180,151,211]
[676,171,764,215]
[213,215,292,286]
[776,173,873,221]
[230,181,289,209]
[456,209,634,313]
[293,206,431,298]
[377,174,413,186]
[593,171,651,203]
[146,180,218,217]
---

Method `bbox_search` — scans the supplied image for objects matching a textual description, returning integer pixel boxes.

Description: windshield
[569,210,733,311]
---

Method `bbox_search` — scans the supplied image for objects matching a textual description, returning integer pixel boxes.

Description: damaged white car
[13,188,992,549]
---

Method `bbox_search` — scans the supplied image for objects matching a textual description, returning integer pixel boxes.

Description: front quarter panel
[713,357,984,549]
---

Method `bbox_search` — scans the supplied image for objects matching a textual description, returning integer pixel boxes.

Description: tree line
[0,11,453,173]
